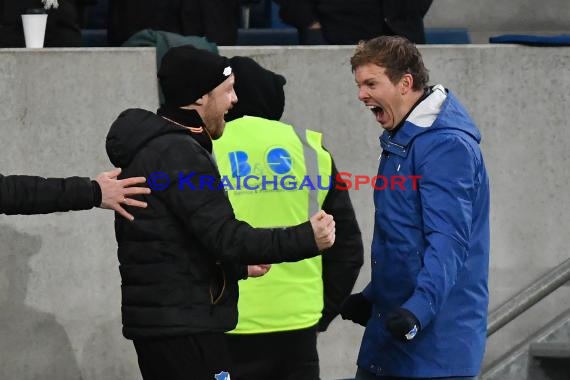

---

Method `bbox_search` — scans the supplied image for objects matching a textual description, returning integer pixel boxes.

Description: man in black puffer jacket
[105,46,336,380]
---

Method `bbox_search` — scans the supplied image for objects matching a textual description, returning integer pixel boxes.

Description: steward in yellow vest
[214,56,364,380]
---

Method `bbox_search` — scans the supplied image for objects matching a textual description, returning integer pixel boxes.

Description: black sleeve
[181,0,239,46]
[0,173,96,215]
[75,0,98,5]
[383,0,433,44]
[274,0,319,30]
[91,180,102,207]
[155,141,320,265]
[238,264,248,280]
[318,160,364,331]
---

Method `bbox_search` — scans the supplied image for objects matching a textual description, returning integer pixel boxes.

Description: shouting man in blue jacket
[341,36,490,379]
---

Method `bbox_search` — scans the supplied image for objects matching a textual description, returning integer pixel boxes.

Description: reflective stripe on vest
[213,116,332,333]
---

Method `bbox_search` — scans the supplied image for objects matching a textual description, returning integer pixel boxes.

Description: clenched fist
[247,264,271,278]
[309,210,335,250]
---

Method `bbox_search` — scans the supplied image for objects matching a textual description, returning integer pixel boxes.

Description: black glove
[385,307,421,342]
[340,293,372,327]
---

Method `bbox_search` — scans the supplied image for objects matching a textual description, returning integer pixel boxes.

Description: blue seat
[81,0,108,46]
[237,28,299,45]
[81,29,108,47]
[236,27,471,46]
[425,27,470,44]
[489,34,570,46]
[238,0,296,45]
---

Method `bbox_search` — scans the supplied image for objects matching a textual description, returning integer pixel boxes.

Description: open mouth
[368,105,384,123]
[225,104,235,115]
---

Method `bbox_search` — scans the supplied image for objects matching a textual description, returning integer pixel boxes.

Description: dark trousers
[355,367,477,380]
[226,325,320,380]
[133,333,234,380]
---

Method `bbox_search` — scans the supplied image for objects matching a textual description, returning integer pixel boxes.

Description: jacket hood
[384,85,481,150]
[106,108,186,167]
[224,56,286,122]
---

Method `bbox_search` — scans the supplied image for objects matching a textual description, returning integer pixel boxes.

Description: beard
[205,116,226,140]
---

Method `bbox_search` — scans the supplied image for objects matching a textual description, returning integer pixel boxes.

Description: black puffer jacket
[106,108,320,339]
[0,174,98,214]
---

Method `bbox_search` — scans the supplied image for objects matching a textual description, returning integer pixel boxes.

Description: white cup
[21,14,48,48]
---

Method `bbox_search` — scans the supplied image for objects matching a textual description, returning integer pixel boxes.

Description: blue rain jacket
[358,85,490,378]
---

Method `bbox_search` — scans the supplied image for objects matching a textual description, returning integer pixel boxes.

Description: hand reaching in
[96,168,151,221]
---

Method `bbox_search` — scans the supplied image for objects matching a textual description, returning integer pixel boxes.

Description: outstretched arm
[0,173,95,215]
[1,168,150,219]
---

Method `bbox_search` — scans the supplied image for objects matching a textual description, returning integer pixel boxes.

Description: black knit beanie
[158,45,232,107]
[225,56,286,122]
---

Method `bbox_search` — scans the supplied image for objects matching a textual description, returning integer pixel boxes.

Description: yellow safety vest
[214,116,332,333]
